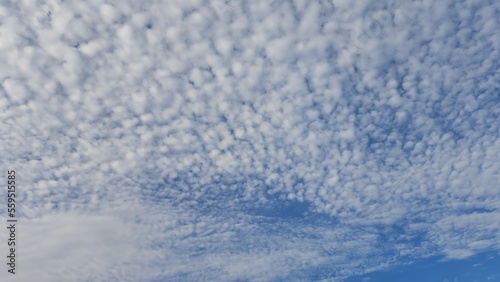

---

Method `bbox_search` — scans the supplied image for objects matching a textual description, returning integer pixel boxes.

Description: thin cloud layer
[0,0,499,281]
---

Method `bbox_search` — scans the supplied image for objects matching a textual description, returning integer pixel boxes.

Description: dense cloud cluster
[0,0,499,281]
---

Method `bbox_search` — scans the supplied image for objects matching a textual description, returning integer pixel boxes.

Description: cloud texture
[0,0,499,281]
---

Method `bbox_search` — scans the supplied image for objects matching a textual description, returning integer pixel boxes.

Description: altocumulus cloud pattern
[0,0,499,281]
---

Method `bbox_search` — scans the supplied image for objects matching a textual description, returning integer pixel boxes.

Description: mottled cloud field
[0,0,499,281]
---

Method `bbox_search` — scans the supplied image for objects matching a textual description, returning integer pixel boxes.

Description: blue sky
[0,0,499,281]
[347,251,500,282]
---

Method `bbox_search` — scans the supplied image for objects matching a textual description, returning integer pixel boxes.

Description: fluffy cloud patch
[0,0,498,281]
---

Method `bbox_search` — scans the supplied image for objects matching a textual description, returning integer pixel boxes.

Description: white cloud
[0,0,498,280]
